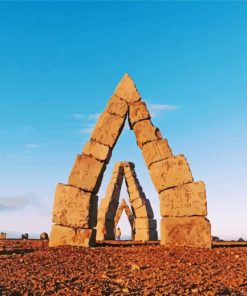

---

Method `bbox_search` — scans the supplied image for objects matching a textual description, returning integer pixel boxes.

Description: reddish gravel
[0,240,247,295]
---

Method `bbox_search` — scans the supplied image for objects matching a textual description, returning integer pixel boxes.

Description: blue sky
[0,2,247,239]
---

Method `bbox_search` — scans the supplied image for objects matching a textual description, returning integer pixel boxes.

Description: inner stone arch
[114,199,134,240]
[96,162,158,242]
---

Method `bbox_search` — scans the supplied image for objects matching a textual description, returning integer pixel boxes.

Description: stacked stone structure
[114,199,134,239]
[96,162,158,242]
[0,232,6,240]
[49,73,211,248]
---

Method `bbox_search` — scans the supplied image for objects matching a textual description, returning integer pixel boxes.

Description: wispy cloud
[0,194,40,212]
[70,113,100,121]
[24,144,40,149]
[87,113,100,121]
[70,113,85,120]
[148,103,178,118]
[77,113,101,135]
[79,126,94,135]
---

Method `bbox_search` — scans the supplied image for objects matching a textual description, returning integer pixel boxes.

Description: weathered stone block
[105,95,128,118]
[129,101,150,128]
[82,140,112,163]
[134,218,157,229]
[96,222,105,241]
[40,232,49,240]
[125,176,140,189]
[142,139,173,168]
[127,183,142,195]
[105,183,121,201]
[114,73,141,103]
[131,197,144,210]
[49,225,96,247]
[110,173,124,186]
[124,169,137,179]
[68,154,106,194]
[120,161,135,168]
[96,220,115,241]
[113,162,124,173]
[0,232,6,240]
[52,183,98,228]
[134,203,154,219]
[98,200,119,220]
[160,181,207,217]
[149,155,193,193]
[91,111,126,148]
[160,217,211,248]
[128,190,144,203]
[98,197,111,211]
[133,119,162,148]
[134,228,158,241]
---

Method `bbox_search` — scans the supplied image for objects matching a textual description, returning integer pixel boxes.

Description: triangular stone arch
[49,74,211,248]
[114,199,134,239]
[96,162,158,242]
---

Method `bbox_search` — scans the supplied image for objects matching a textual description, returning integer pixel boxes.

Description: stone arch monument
[49,73,211,248]
[96,161,158,242]
[114,199,134,240]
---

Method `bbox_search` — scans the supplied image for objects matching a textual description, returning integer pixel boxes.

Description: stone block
[128,190,144,203]
[160,217,211,248]
[114,73,141,103]
[134,228,158,241]
[149,155,193,193]
[105,95,128,118]
[120,161,135,168]
[91,111,126,148]
[131,197,144,210]
[113,162,124,174]
[98,200,119,220]
[125,176,140,189]
[52,183,98,228]
[134,203,154,219]
[96,220,115,241]
[0,232,6,240]
[68,154,106,194]
[82,140,112,163]
[127,183,142,195]
[142,139,173,168]
[129,101,150,128]
[134,218,157,229]
[105,183,121,201]
[160,181,207,217]
[98,197,111,211]
[124,169,137,179]
[145,199,154,218]
[96,223,105,241]
[40,232,49,240]
[133,119,162,148]
[49,225,96,247]
[110,173,124,186]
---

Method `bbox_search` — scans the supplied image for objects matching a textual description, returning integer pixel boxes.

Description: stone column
[49,95,128,247]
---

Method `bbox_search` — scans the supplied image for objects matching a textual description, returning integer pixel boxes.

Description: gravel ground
[0,240,247,295]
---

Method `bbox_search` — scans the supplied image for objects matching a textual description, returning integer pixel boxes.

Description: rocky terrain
[0,240,247,295]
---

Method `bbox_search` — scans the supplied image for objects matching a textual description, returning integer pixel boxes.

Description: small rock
[131,264,140,270]
[115,278,124,284]
[122,287,129,293]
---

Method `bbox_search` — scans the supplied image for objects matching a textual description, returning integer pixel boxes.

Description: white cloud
[70,113,85,120]
[87,113,100,121]
[0,193,40,212]
[24,144,39,149]
[79,126,94,135]
[147,103,178,118]
[77,113,101,135]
